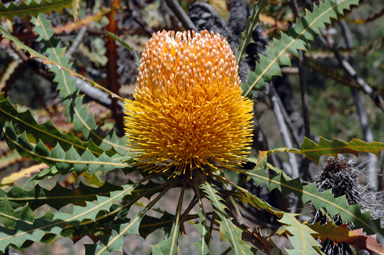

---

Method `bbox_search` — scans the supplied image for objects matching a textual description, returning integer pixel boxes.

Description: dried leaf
[310,222,384,254]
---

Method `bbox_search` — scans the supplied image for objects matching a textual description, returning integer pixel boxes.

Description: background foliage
[0,0,384,254]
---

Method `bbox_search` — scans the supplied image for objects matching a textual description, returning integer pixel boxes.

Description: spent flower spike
[124,30,254,178]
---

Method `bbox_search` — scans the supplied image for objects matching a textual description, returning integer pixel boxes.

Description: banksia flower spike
[124,30,254,178]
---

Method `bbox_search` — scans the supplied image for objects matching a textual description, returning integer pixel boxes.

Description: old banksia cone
[124,30,254,178]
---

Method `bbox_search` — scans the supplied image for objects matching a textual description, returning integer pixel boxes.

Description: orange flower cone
[124,30,253,178]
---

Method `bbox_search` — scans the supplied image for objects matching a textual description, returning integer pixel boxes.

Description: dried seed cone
[124,30,254,177]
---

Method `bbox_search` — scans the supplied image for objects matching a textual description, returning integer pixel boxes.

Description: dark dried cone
[311,156,369,255]
[316,156,361,205]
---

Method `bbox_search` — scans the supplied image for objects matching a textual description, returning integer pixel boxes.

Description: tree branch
[65,26,87,57]
[266,83,299,178]
[322,31,384,112]
[164,0,198,31]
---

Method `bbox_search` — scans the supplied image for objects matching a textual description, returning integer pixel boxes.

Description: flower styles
[124,30,253,178]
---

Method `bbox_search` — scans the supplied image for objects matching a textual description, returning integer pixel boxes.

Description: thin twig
[10,42,121,109]
[76,78,124,109]
[266,83,299,178]
[275,94,301,148]
[322,32,384,112]
[164,0,198,31]
[65,26,88,57]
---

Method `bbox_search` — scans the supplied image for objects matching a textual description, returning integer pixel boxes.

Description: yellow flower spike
[124,30,254,178]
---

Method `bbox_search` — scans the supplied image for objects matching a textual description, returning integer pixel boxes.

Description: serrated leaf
[0,199,35,229]
[200,182,253,255]
[0,0,72,19]
[310,221,384,254]
[235,0,268,65]
[0,123,129,174]
[0,97,106,155]
[193,212,209,255]
[151,183,186,255]
[85,217,143,255]
[85,181,175,255]
[269,137,384,165]
[0,181,121,210]
[214,173,284,217]
[0,183,136,252]
[0,16,129,155]
[243,168,383,235]
[279,214,320,255]
[243,0,359,96]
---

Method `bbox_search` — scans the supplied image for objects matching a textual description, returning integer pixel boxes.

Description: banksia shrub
[1,1,383,254]
[124,30,254,178]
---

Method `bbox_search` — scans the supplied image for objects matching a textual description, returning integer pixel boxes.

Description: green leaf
[0,183,136,252]
[213,174,284,217]
[243,0,359,96]
[34,13,128,153]
[0,199,34,229]
[0,182,121,210]
[269,137,384,165]
[193,212,209,255]
[0,0,72,19]
[244,168,382,235]
[0,16,129,155]
[0,123,129,174]
[200,182,253,255]
[235,0,268,65]
[85,181,176,255]
[151,183,186,255]
[85,217,143,255]
[278,214,321,255]
[0,97,106,155]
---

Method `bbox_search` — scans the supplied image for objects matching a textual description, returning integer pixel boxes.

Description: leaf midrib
[0,0,72,15]
[244,0,350,97]
[2,126,128,167]
[0,104,101,156]
[244,169,375,233]
[0,185,135,241]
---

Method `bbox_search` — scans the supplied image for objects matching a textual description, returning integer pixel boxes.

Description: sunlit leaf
[201,182,253,255]
[243,0,359,95]
[269,137,384,164]
[0,0,71,19]
[278,214,320,255]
